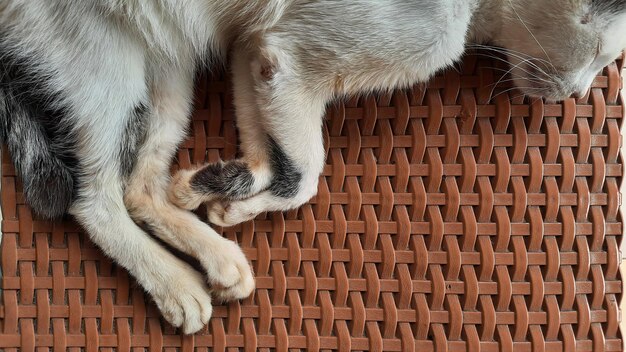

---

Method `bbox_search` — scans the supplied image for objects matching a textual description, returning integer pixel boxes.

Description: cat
[1,0,625,334]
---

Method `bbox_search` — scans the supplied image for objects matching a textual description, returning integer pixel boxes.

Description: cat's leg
[4,3,214,333]
[205,45,327,227]
[168,48,272,209]
[70,100,213,335]
[123,65,254,302]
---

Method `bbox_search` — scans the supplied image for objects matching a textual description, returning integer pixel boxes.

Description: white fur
[2,0,626,334]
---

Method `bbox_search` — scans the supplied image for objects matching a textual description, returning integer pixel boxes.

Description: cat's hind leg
[172,42,328,227]
[123,65,254,302]
[168,47,273,210]
[70,93,214,335]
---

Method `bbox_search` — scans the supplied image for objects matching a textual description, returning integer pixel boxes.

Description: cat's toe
[207,200,255,227]
[168,168,206,210]
[199,237,255,301]
[207,201,231,226]
[213,270,256,302]
[151,265,213,334]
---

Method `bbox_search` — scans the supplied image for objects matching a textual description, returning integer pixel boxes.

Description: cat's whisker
[479,55,553,87]
[472,52,552,83]
[483,54,554,98]
[471,44,554,68]
[485,77,544,90]
[471,50,547,75]
[492,86,541,100]
[494,50,552,79]
[506,0,558,72]
[488,57,539,97]
[486,67,544,81]
[469,44,555,78]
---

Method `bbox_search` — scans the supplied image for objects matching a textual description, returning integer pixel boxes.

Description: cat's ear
[578,0,594,24]
[580,13,592,24]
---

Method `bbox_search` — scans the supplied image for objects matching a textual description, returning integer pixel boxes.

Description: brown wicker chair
[0,52,623,351]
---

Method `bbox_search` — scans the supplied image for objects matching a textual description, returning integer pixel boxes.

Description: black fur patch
[0,89,6,141]
[1,53,78,166]
[0,40,77,218]
[191,160,255,199]
[267,137,301,198]
[120,103,148,178]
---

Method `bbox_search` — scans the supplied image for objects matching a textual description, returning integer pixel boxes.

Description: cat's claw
[210,255,256,303]
[200,234,255,301]
[151,266,213,334]
[207,200,257,227]
[168,168,206,210]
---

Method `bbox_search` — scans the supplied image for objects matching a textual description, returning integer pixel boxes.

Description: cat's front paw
[200,236,255,301]
[151,265,213,334]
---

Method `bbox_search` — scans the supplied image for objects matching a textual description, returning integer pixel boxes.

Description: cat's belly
[274,0,475,95]
[338,2,473,94]
[336,33,469,95]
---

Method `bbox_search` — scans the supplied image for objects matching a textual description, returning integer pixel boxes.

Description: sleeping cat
[1,0,625,334]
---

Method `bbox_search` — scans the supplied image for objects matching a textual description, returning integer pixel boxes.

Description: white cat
[1,0,624,333]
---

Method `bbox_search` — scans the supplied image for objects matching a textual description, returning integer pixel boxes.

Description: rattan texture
[0,53,624,351]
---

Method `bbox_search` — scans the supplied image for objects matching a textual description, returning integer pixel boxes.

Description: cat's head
[492,0,626,100]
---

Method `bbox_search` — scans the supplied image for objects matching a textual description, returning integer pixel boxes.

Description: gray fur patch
[1,90,74,218]
[0,89,7,141]
[0,44,76,218]
[120,103,149,178]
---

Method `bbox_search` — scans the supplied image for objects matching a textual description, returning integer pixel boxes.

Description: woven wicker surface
[0,53,624,351]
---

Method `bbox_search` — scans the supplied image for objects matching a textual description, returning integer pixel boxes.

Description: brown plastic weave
[0,53,624,351]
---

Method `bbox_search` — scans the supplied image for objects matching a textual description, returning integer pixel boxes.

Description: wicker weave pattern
[0,54,623,351]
